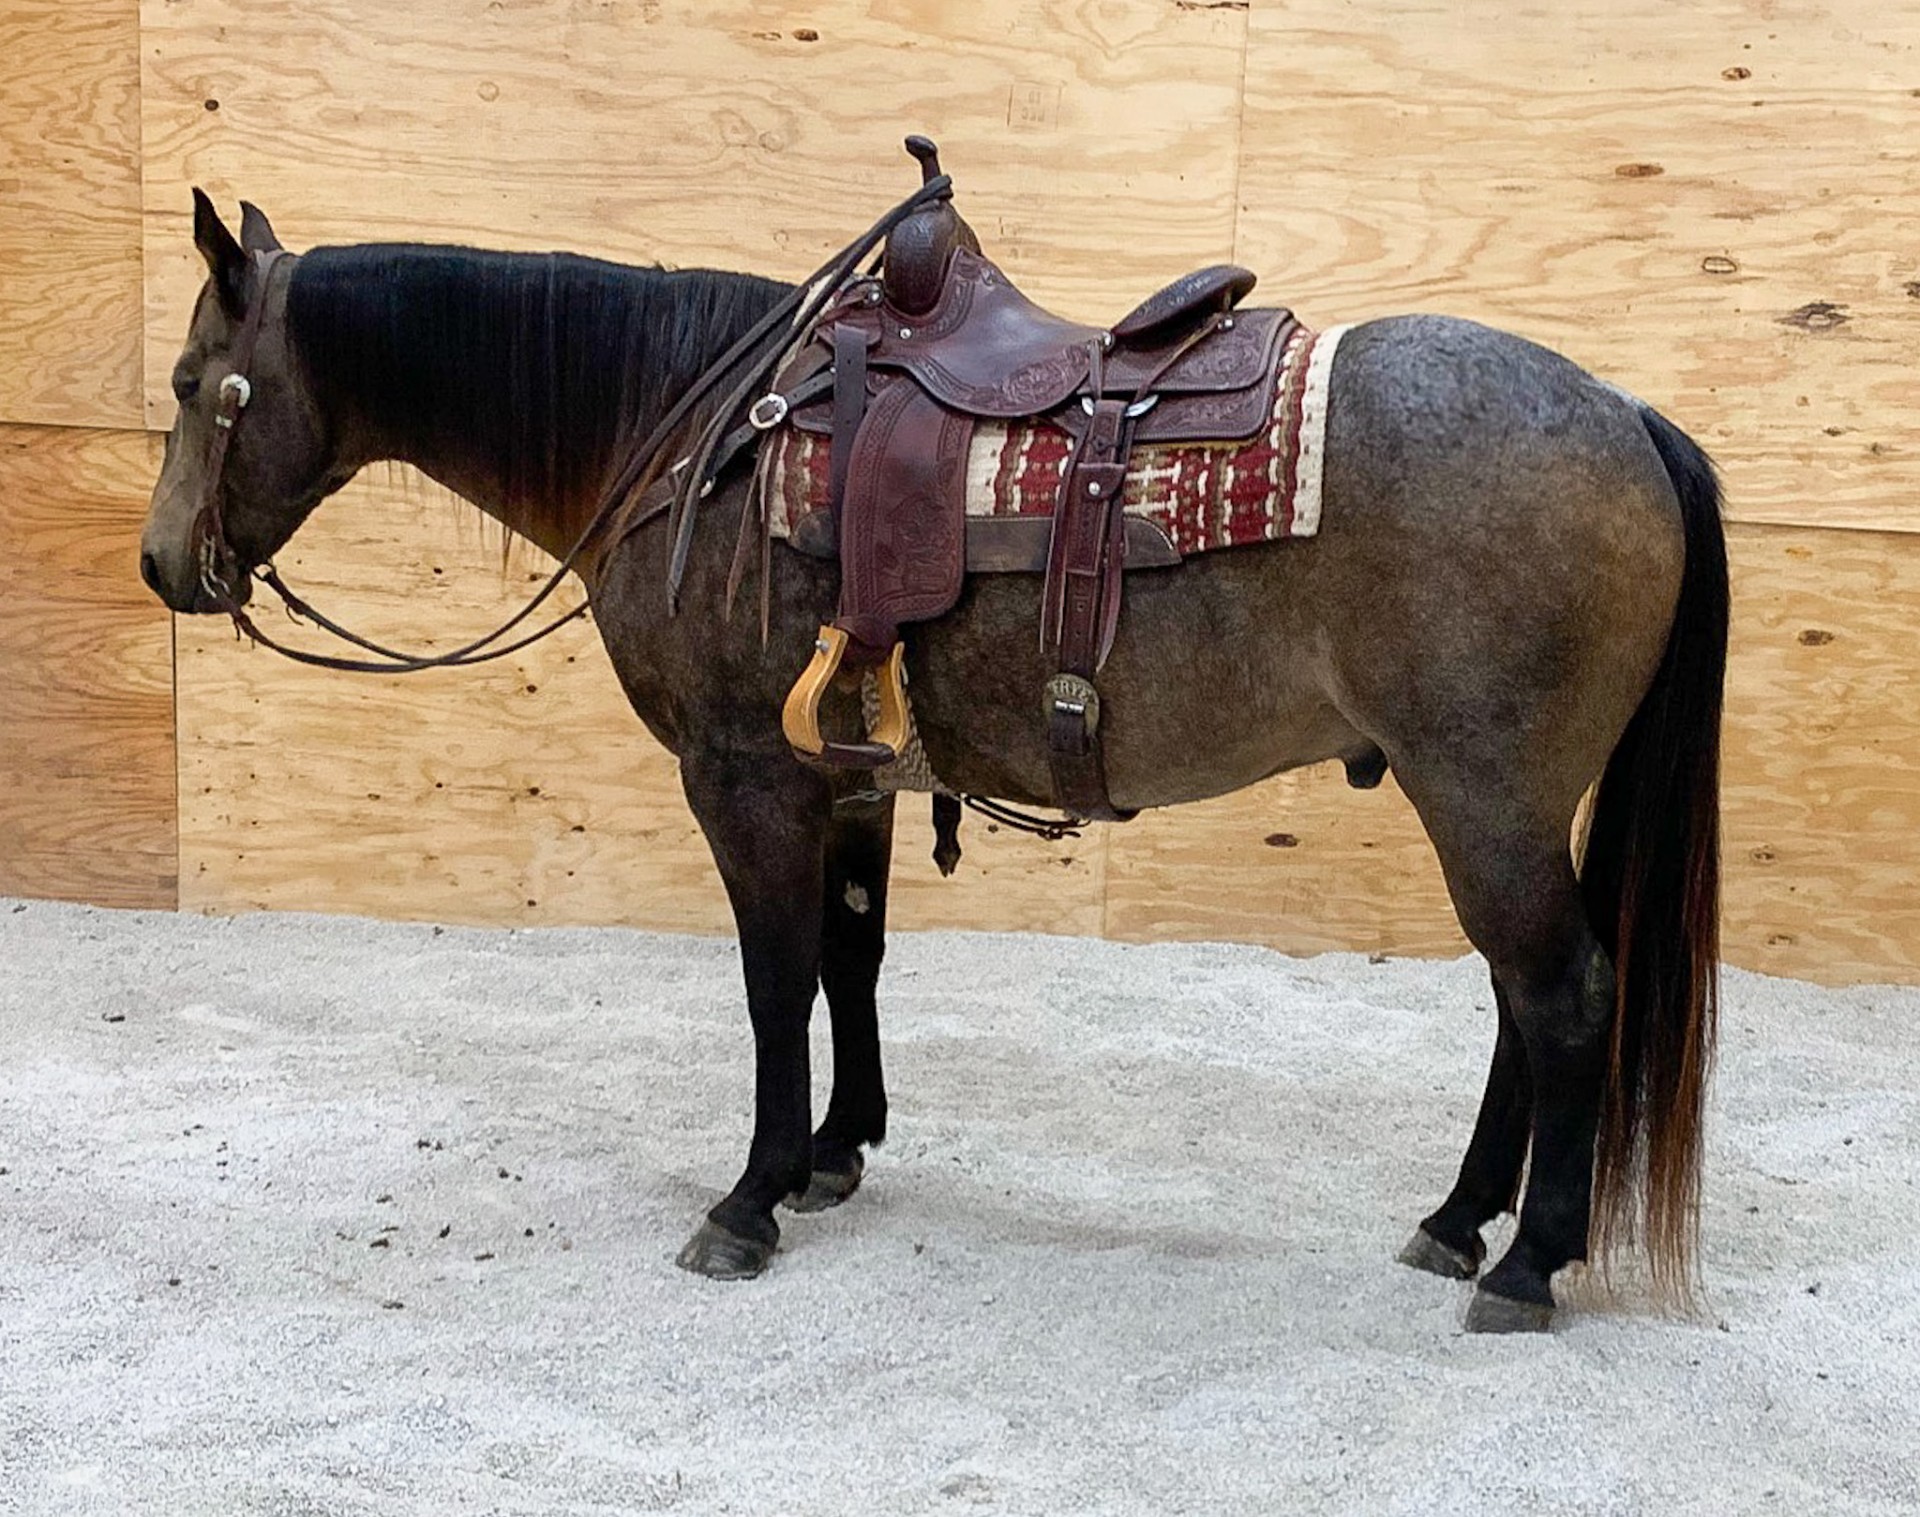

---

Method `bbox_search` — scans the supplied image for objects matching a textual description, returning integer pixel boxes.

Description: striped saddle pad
[763,323,1349,557]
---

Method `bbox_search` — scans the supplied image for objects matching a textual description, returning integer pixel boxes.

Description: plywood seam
[0,418,157,442]
[1728,517,1920,546]
[136,0,153,443]
[1226,2,1255,273]
[1723,516,1920,538]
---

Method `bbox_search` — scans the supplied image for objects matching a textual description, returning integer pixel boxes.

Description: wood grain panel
[1237,1,1920,534]
[0,426,175,907]
[140,0,1248,420]
[176,471,1106,935]
[0,1,144,429]
[1104,768,1467,960]
[1719,524,1920,985]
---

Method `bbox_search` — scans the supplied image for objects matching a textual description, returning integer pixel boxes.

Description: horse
[139,186,1725,1333]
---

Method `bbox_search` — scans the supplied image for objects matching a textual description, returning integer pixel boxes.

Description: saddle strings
[960,795,1085,840]
[232,176,958,675]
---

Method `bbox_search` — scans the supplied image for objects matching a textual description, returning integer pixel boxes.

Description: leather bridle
[183,178,956,675]
[187,247,285,614]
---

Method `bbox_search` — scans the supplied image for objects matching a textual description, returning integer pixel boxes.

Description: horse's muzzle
[139,545,251,614]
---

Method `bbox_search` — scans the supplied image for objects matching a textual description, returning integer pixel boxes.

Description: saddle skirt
[763,321,1348,559]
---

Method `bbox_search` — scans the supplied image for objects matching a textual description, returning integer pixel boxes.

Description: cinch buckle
[1079,393,1158,419]
[748,392,791,430]
[1045,673,1101,735]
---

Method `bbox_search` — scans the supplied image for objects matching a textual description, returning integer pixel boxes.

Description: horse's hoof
[675,1219,775,1280]
[1464,1287,1554,1334]
[787,1153,864,1213]
[1397,1226,1481,1280]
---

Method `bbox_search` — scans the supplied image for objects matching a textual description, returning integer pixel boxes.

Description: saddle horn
[885,137,979,316]
[904,135,943,185]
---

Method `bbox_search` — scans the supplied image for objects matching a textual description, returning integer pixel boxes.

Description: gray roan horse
[140,183,1724,1333]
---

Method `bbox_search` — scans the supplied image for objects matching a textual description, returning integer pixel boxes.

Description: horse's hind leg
[789,793,896,1213]
[1473,937,1612,1333]
[1398,982,1532,1279]
[674,753,830,1279]
[1402,784,1613,1332]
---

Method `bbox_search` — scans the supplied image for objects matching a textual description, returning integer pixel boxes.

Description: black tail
[1578,405,1727,1300]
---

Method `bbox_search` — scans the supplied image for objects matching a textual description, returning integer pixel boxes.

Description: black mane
[285,244,792,543]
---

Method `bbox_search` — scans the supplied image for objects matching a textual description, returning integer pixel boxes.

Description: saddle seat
[774,138,1295,820]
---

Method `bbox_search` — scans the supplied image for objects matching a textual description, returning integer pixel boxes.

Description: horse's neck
[382,451,589,567]
[296,246,788,569]
[333,358,610,571]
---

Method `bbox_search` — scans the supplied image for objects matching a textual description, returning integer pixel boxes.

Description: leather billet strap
[1032,315,1239,824]
[827,321,874,541]
[1040,340,1137,824]
[1042,394,1129,669]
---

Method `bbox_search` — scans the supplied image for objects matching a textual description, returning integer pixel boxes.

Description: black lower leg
[1394,783,1612,1331]
[1476,937,1612,1318]
[806,795,894,1196]
[675,756,830,1277]
[1409,983,1533,1274]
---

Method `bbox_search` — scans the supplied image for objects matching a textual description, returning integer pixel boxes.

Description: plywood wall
[0,426,175,907]
[0,1,173,910]
[9,0,1920,983]
[0,0,145,429]
[1235,0,1920,534]
[171,476,1111,938]
[137,0,1250,420]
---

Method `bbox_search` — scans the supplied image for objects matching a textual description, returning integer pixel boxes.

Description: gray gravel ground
[1,898,1916,1515]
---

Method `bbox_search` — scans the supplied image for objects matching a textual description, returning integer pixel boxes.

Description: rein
[191,177,956,674]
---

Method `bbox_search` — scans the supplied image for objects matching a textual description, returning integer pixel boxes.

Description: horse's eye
[172,374,201,404]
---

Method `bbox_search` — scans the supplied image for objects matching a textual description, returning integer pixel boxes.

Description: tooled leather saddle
[770,138,1296,821]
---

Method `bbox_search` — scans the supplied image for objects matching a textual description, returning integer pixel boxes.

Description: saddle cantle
[772,137,1297,818]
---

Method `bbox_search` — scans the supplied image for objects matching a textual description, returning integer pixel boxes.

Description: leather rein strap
[192,179,958,675]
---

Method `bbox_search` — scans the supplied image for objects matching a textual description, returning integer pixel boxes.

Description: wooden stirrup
[781,626,911,770]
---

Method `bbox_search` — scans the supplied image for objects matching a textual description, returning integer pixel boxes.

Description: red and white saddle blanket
[764,323,1349,552]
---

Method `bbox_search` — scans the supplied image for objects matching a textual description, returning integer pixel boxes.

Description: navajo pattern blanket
[764,322,1349,551]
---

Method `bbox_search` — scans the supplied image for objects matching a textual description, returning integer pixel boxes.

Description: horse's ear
[192,187,249,315]
[238,200,282,254]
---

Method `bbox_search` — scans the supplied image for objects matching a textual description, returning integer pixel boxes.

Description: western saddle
[771,138,1294,821]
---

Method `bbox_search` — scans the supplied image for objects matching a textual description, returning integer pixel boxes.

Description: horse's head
[140,192,342,613]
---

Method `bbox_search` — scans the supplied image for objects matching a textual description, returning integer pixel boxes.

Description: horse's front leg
[789,792,896,1213]
[674,752,830,1280]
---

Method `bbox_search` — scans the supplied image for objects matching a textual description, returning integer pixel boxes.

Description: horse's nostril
[140,550,162,594]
